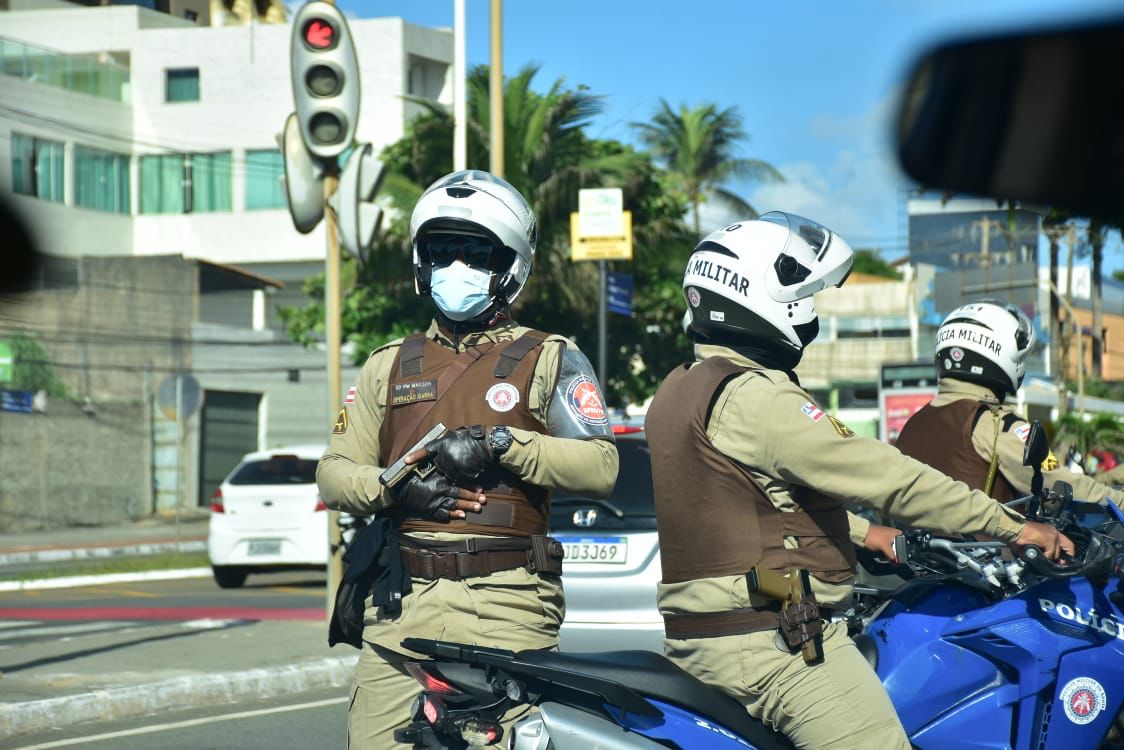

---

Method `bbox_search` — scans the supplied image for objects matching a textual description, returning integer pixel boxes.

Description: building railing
[0,36,130,103]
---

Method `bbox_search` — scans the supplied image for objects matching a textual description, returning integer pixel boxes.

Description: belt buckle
[434,553,458,580]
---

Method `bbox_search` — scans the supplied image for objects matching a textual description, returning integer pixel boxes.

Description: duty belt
[662,602,828,643]
[399,535,563,580]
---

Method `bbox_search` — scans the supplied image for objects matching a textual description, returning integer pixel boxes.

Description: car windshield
[228,456,318,485]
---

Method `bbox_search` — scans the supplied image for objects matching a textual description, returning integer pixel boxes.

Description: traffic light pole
[324,167,343,616]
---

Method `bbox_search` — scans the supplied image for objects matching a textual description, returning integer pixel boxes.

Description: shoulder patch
[565,376,608,425]
[827,415,855,438]
[1014,424,1031,443]
[332,409,348,434]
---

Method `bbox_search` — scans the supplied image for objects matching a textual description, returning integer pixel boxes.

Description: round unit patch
[565,376,608,425]
[485,382,520,413]
[686,287,701,308]
[1059,677,1106,725]
[950,347,964,362]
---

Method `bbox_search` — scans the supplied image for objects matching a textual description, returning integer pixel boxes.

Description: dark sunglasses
[423,236,499,268]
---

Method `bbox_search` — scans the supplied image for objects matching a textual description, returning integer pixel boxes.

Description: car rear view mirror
[896,16,1124,224]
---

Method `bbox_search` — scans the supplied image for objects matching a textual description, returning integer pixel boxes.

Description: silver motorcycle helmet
[410,170,538,310]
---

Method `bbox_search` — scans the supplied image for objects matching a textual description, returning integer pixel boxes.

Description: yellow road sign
[570,211,632,261]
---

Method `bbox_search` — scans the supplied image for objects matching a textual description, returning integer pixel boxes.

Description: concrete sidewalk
[0,516,358,742]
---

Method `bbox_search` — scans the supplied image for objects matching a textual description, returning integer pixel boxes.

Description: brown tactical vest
[895,400,1016,502]
[378,331,551,537]
[646,357,856,586]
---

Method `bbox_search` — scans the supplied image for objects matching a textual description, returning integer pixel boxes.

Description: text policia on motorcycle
[315,170,619,750]
[644,212,1073,749]
[896,299,1124,511]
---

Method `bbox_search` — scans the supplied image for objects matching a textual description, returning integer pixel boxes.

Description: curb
[0,567,213,592]
[0,540,206,567]
[0,655,359,739]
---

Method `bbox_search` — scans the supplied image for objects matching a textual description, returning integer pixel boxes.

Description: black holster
[529,534,564,576]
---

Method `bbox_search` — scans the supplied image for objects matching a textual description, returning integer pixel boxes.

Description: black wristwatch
[487,425,513,457]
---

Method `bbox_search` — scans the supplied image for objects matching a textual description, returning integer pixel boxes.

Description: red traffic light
[303,18,337,50]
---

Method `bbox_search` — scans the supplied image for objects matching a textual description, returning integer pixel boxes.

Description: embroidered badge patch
[827,415,855,438]
[1014,424,1031,443]
[565,376,608,425]
[485,382,520,413]
[332,409,348,434]
[344,385,357,405]
[1060,677,1106,725]
[391,380,437,407]
[800,402,825,422]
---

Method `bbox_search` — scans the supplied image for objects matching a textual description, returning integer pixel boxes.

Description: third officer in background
[317,170,618,749]
[645,213,1072,750]
[896,300,1124,510]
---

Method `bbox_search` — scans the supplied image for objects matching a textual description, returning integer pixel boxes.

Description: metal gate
[198,390,261,507]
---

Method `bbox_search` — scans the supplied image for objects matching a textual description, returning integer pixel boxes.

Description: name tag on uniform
[391,380,437,406]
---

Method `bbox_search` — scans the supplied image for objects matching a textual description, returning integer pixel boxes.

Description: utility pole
[324,166,343,614]
[489,0,503,177]
[453,0,466,171]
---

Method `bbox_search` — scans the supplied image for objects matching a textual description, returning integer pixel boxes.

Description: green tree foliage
[631,100,783,237]
[280,65,700,406]
[6,332,67,397]
[1051,412,1124,465]
[851,249,901,280]
[1114,269,1124,283]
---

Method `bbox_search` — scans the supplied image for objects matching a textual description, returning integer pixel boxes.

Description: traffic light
[290,1,360,161]
[280,112,325,233]
[330,143,386,262]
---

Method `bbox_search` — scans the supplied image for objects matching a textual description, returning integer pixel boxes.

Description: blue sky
[340,0,1123,272]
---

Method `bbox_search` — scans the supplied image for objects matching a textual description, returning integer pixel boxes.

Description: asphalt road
[2,686,350,750]
[0,571,328,621]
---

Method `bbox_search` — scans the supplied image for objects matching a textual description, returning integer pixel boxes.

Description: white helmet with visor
[682,212,854,367]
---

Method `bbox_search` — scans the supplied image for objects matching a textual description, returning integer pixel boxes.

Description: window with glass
[10,133,64,203]
[244,149,285,210]
[75,146,130,214]
[165,67,200,102]
[140,151,231,214]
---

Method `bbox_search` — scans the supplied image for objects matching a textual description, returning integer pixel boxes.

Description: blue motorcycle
[394,456,1124,749]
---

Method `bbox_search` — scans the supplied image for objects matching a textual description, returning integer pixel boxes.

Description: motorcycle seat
[517,649,795,750]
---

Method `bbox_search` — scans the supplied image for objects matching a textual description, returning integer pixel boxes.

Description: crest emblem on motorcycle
[572,508,598,527]
[1059,677,1106,725]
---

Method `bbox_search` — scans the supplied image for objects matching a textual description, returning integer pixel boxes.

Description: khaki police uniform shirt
[317,319,618,655]
[933,378,1124,510]
[659,345,1027,615]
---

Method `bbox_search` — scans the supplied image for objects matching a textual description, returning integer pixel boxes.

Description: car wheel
[212,565,248,589]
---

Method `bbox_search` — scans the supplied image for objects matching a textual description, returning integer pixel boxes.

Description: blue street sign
[607,271,633,316]
[0,389,33,413]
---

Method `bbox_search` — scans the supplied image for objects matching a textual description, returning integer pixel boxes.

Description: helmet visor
[759,211,853,302]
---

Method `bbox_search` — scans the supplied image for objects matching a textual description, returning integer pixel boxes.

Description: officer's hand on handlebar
[1011,521,1075,561]
[405,425,494,485]
[862,524,903,562]
[395,471,486,522]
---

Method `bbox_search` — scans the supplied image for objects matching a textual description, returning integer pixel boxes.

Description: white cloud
[748,90,914,255]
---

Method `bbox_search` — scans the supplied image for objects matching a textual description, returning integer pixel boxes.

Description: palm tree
[1052,412,1124,472]
[632,100,783,236]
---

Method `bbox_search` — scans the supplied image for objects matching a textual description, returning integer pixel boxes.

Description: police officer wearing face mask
[317,170,619,749]
[896,300,1124,510]
[646,213,1072,750]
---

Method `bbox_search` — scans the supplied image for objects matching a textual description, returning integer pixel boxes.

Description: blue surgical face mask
[430,260,494,321]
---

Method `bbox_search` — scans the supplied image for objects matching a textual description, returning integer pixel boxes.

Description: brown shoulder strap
[493,330,549,378]
[386,342,494,463]
[398,335,425,377]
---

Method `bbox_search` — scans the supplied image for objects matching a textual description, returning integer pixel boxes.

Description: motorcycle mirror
[892,534,910,566]
[1051,480,1074,505]
[1022,421,1049,498]
[895,16,1124,225]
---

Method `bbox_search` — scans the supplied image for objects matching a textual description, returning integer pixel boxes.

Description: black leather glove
[425,425,494,485]
[395,470,461,522]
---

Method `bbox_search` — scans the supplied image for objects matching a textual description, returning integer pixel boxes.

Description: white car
[207,444,332,588]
